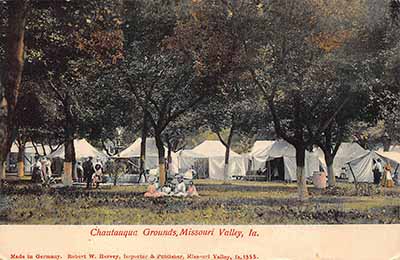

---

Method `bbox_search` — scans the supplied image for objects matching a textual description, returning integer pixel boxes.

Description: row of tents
[6,138,400,183]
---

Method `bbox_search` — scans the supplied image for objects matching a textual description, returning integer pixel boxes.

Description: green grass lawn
[1,180,400,224]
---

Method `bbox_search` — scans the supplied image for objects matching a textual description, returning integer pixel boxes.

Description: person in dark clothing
[138,168,149,183]
[31,155,41,183]
[373,158,384,185]
[83,157,95,188]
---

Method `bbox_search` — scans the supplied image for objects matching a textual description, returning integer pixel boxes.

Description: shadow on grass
[1,183,399,224]
[197,183,298,193]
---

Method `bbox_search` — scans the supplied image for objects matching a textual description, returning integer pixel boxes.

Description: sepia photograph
[1,0,400,227]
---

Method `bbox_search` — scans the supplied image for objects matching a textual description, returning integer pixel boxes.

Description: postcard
[1,0,400,259]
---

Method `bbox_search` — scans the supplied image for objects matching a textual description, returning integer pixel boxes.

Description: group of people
[144,175,199,198]
[31,155,104,188]
[372,158,397,188]
[31,156,52,184]
[76,157,104,189]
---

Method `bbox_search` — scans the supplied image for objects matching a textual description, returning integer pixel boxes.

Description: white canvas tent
[117,138,178,173]
[249,140,275,171]
[177,149,209,178]
[178,149,208,169]
[48,139,107,161]
[317,142,366,177]
[7,142,52,175]
[189,140,246,180]
[10,142,52,155]
[346,150,400,183]
[249,140,320,181]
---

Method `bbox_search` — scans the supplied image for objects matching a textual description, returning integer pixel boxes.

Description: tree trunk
[0,160,6,182]
[155,133,166,187]
[71,140,76,181]
[0,0,28,185]
[325,153,336,187]
[295,145,308,200]
[63,94,74,186]
[167,142,172,175]
[218,127,234,181]
[64,137,74,186]
[224,145,231,181]
[17,142,25,178]
[139,112,148,175]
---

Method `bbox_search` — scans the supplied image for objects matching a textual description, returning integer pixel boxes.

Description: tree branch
[267,95,295,145]
[216,131,229,148]
[31,141,40,155]
[164,95,206,130]
[314,95,352,139]
[249,69,269,96]
[48,80,65,102]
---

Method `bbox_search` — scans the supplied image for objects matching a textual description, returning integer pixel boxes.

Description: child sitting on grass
[173,177,187,197]
[187,181,199,197]
[144,178,164,198]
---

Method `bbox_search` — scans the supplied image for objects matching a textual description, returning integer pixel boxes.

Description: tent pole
[347,162,358,190]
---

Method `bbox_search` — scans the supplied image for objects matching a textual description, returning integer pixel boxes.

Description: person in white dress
[174,177,187,197]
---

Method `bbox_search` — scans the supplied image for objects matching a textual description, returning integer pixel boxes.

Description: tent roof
[249,140,304,159]
[10,142,52,155]
[336,142,365,157]
[48,139,107,160]
[118,138,168,158]
[249,140,275,157]
[252,140,320,161]
[346,150,400,165]
[192,140,241,158]
[266,140,297,158]
[178,149,208,159]
[317,142,366,165]
[376,151,400,165]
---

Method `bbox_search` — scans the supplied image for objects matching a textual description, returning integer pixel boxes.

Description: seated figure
[187,181,199,197]
[144,181,164,198]
[174,177,187,197]
[160,184,174,196]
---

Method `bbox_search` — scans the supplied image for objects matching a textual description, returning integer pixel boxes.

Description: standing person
[137,167,148,184]
[382,164,394,188]
[94,158,103,173]
[83,157,95,189]
[40,157,54,185]
[76,162,84,183]
[31,155,42,183]
[92,162,103,188]
[40,157,49,183]
[373,158,384,185]
[45,159,52,178]
[31,155,41,183]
